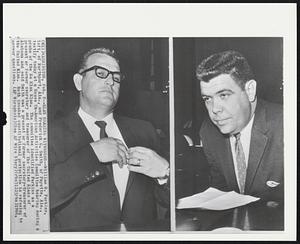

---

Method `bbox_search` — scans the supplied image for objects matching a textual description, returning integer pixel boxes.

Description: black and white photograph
[174,38,284,232]
[47,38,170,232]
[3,3,296,241]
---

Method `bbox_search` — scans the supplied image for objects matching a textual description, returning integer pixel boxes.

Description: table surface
[176,200,284,231]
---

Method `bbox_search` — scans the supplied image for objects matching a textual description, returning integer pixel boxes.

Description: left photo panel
[10,37,170,233]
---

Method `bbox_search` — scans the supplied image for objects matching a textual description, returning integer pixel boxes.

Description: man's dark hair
[196,50,254,90]
[78,47,120,72]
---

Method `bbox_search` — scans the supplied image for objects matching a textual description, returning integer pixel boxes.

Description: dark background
[46,38,170,151]
[174,38,283,198]
[47,38,284,198]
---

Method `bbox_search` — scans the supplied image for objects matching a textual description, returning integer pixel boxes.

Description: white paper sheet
[176,187,260,210]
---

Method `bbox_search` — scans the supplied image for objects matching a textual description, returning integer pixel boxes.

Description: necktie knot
[95,120,107,130]
[234,132,241,141]
[95,121,107,139]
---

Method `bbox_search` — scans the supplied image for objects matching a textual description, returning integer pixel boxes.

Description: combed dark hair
[196,50,254,90]
[79,47,120,72]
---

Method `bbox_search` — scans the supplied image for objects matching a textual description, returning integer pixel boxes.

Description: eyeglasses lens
[95,67,109,79]
[95,67,121,83]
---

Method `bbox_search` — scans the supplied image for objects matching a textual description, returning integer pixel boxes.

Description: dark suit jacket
[200,99,283,201]
[49,110,169,231]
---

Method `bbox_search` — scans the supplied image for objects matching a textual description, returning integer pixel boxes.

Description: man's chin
[95,98,116,108]
[216,124,233,135]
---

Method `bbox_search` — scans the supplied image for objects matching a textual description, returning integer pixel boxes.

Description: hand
[90,137,128,168]
[127,146,169,179]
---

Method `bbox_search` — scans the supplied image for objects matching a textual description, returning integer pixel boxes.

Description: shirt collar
[241,113,255,137]
[78,107,114,128]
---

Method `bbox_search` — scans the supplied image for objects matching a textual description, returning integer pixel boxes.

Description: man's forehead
[86,53,120,70]
[200,74,238,94]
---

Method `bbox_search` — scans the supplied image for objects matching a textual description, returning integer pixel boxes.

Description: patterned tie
[95,121,113,177]
[234,133,247,194]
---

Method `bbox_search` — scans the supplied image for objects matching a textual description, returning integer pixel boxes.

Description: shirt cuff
[157,177,168,185]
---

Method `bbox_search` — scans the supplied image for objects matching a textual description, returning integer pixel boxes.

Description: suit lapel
[245,101,269,193]
[114,116,137,198]
[65,110,93,149]
[66,110,112,180]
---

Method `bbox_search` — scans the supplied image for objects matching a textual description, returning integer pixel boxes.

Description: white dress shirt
[229,114,255,192]
[78,107,129,208]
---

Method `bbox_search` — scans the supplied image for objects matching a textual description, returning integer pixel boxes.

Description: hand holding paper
[176,187,260,210]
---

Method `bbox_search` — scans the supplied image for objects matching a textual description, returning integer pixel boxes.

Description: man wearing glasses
[49,48,170,231]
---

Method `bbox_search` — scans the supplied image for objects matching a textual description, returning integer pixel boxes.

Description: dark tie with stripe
[234,133,247,194]
[95,121,113,177]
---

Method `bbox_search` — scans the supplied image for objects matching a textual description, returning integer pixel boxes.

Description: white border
[3,3,297,241]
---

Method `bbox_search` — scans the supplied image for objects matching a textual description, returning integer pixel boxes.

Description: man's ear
[245,79,257,102]
[73,73,83,91]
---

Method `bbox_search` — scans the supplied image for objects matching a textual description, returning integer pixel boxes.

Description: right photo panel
[174,38,284,232]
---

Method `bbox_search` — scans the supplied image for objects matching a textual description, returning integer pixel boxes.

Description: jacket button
[112,190,116,196]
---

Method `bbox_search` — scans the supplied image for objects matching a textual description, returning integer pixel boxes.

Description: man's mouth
[99,90,112,94]
[214,118,230,126]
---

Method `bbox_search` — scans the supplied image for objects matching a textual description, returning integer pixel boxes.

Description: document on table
[176,187,260,210]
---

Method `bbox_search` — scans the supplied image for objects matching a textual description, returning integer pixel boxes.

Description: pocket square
[266,180,280,187]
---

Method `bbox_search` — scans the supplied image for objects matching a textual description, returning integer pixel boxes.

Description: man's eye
[202,97,211,102]
[219,93,229,99]
[96,70,108,78]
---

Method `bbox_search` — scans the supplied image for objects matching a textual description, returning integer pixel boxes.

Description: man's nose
[104,74,114,86]
[211,98,223,114]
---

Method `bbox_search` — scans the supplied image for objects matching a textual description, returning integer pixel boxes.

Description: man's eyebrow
[201,89,234,97]
[215,89,234,94]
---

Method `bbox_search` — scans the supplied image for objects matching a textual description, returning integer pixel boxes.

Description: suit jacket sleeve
[48,122,106,211]
[143,121,170,209]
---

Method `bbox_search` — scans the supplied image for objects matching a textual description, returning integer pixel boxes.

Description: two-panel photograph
[4,3,296,241]
[47,37,283,232]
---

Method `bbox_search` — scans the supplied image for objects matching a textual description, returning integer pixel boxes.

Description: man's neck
[229,99,257,137]
[250,98,257,120]
[80,103,113,120]
[239,98,257,135]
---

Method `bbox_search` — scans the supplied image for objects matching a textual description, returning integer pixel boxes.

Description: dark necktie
[234,133,247,194]
[95,121,108,139]
[95,121,113,177]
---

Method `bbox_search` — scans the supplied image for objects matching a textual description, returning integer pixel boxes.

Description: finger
[114,138,128,148]
[128,146,151,154]
[117,144,129,159]
[127,165,144,174]
[128,150,150,161]
[118,160,124,168]
[111,138,129,158]
[117,148,128,165]
[127,157,142,166]
[104,137,125,148]
[112,160,124,168]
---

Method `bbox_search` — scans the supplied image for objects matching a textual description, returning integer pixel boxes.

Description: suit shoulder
[49,113,72,132]
[260,99,283,123]
[200,116,219,137]
[115,115,155,130]
[48,111,79,143]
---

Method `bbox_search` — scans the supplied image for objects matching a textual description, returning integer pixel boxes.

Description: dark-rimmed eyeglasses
[79,65,125,84]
